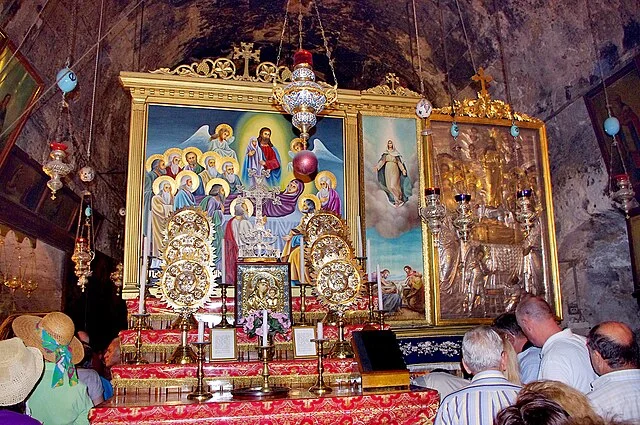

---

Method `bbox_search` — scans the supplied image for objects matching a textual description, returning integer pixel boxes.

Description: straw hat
[12,312,83,364]
[0,337,44,406]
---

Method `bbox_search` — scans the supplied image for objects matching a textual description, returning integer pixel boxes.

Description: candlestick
[377,264,383,311]
[261,309,268,346]
[356,216,363,257]
[299,236,305,284]
[197,320,205,343]
[128,313,149,365]
[187,342,212,401]
[309,338,331,395]
[317,321,323,340]
[366,239,372,281]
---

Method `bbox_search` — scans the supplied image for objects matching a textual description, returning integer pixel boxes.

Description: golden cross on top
[385,73,400,93]
[472,67,493,96]
[233,42,261,80]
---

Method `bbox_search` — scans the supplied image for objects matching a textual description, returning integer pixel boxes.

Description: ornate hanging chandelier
[71,191,96,291]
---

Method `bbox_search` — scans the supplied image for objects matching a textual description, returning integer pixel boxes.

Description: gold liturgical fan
[159,207,219,364]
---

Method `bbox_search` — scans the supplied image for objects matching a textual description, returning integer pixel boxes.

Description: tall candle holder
[214,282,233,328]
[128,313,149,365]
[298,282,310,325]
[231,338,289,399]
[309,338,332,395]
[365,280,377,327]
[376,309,387,329]
[187,341,213,401]
[168,312,197,364]
[328,310,354,359]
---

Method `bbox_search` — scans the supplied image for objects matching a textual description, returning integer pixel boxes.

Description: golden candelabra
[214,282,233,328]
[376,309,387,329]
[309,338,332,395]
[329,311,354,359]
[168,313,197,364]
[187,341,213,401]
[298,282,310,325]
[365,281,377,327]
[128,313,149,365]
[230,339,289,399]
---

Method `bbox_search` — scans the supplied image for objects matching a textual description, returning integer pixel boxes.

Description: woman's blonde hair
[521,380,601,421]
[498,330,522,385]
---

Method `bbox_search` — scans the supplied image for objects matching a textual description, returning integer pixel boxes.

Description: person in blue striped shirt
[435,326,522,425]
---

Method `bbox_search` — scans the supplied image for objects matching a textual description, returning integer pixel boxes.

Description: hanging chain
[275,0,292,68]
[68,0,78,64]
[298,1,304,50]
[586,0,612,117]
[438,0,456,118]
[312,0,338,87]
[455,0,477,75]
[87,0,106,162]
[494,3,514,121]
[411,0,425,94]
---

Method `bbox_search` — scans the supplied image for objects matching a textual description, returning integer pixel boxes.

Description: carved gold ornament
[160,259,216,311]
[308,234,352,273]
[304,211,348,245]
[162,234,212,265]
[314,259,363,313]
[362,73,421,97]
[166,208,212,241]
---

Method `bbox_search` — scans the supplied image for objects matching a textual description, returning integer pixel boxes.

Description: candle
[317,322,323,340]
[366,239,372,281]
[377,264,383,311]
[197,320,205,343]
[356,216,363,257]
[261,309,269,346]
[299,236,305,284]
[138,278,145,314]
[138,236,149,314]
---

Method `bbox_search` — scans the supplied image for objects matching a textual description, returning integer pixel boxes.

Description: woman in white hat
[0,337,44,424]
[12,312,93,425]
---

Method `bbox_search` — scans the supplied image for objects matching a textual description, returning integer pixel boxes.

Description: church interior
[0,0,639,424]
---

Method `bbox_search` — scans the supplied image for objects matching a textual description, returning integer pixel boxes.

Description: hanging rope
[438,0,456,118]
[275,0,292,68]
[455,0,477,75]
[411,0,425,95]
[312,0,338,87]
[87,0,106,162]
[493,2,514,117]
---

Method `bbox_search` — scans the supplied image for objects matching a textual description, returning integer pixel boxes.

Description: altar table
[89,387,439,425]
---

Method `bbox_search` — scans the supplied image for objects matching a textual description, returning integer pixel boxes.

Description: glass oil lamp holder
[612,174,637,218]
[187,341,213,401]
[419,187,447,238]
[309,338,332,395]
[515,189,538,235]
[297,282,311,326]
[128,313,150,365]
[452,193,475,242]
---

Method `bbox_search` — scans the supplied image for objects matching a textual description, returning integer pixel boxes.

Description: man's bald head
[587,321,639,371]
[515,295,560,347]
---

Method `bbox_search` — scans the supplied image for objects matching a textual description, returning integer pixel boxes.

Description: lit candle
[261,309,269,346]
[366,239,372,281]
[299,236,305,284]
[356,216,363,257]
[197,320,205,343]
[317,322,323,340]
[377,264,383,311]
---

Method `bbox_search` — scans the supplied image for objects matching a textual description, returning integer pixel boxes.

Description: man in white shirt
[493,312,541,384]
[515,296,597,393]
[435,326,521,425]
[587,321,640,422]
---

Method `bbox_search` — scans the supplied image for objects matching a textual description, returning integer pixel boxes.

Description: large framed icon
[235,261,292,325]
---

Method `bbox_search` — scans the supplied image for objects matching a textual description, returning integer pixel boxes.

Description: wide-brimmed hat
[0,337,44,406]
[12,312,83,364]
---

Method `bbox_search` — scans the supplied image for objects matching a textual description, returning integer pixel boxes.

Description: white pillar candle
[299,236,305,284]
[317,322,323,340]
[197,320,205,343]
[262,309,269,346]
[366,239,372,281]
[356,216,363,257]
[377,264,383,311]
[138,278,146,314]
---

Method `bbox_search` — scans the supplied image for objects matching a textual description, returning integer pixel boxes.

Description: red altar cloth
[89,388,439,425]
[120,325,369,348]
[111,358,358,387]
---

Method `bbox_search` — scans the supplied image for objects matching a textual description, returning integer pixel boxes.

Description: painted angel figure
[287,137,343,172]
[179,123,237,161]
